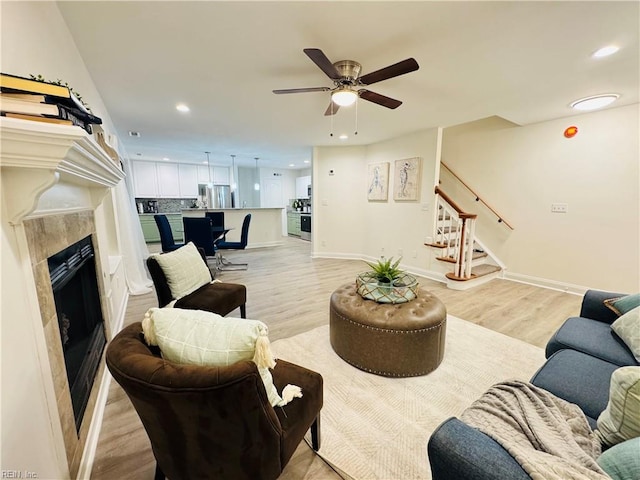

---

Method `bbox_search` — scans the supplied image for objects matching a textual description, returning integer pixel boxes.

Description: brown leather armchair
[106,322,323,480]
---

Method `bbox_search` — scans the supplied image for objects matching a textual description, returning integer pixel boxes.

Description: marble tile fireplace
[24,211,109,476]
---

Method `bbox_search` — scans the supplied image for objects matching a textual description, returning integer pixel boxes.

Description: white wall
[0,3,120,477]
[441,105,639,293]
[312,128,440,274]
[313,145,368,257]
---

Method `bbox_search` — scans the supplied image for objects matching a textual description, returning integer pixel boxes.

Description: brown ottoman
[329,283,446,377]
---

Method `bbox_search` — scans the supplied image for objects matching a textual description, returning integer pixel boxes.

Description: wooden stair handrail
[434,186,477,220]
[441,162,514,230]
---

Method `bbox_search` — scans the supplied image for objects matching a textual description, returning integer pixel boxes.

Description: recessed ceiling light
[289,163,295,167]
[592,45,619,58]
[570,94,619,111]
[303,160,310,164]
[162,157,170,161]
[128,131,140,137]
[176,103,190,112]
[339,134,348,140]
[202,161,208,164]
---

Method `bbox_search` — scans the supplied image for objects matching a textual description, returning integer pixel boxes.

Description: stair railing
[434,186,477,279]
[441,162,514,230]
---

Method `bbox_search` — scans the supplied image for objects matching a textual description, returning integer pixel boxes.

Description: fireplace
[2,116,125,478]
[48,235,106,432]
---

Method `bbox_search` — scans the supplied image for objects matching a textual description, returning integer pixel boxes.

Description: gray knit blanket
[460,380,609,480]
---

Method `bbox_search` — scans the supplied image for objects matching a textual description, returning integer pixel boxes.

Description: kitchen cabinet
[132,161,158,197]
[135,161,228,199]
[197,165,230,185]
[157,163,180,197]
[213,167,230,185]
[295,175,311,199]
[197,165,212,184]
[139,214,183,243]
[179,164,199,197]
[287,212,301,237]
[139,215,160,243]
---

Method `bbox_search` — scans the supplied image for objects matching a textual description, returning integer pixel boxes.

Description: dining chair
[217,214,251,270]
[154,214,185,252]
[206,211,228,243]
[183,217,217,257]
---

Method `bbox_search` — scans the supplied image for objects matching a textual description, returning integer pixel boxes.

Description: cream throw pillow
[152,242,211,300]
[596,366,640,448]
[141,307,301,407]
[611,306,640,363]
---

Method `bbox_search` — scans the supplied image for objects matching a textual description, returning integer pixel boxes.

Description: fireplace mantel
[0,117,125,225]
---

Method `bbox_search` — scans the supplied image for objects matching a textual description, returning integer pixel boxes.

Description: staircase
[425,186,503,290]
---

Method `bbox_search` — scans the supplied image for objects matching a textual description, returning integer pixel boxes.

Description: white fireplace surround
[1,116,126,478]
[0,117,124,224]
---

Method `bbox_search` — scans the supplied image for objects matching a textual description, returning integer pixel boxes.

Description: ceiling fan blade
[273,87,330,94]
[359,90,402,109]
[304,48,341,80]
[324,102,340,116]
[358,58,419,85]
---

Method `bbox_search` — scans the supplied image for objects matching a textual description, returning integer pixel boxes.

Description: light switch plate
[551,203,568,213]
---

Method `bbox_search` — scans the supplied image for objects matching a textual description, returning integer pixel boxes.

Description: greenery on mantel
[29,74,92,112]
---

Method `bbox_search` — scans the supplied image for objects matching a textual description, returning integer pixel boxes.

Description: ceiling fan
[273,48,419,116]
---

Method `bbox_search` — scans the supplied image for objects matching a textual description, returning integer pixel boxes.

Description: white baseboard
[311,251,366,261]
[246,241,283,249]
[76,289,129,479]
[310,252,591,296]
[311,251,447,285]
[504,271,587,296]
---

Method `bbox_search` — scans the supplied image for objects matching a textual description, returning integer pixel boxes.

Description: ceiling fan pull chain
[330,103,334,137]
[354,97,359,136]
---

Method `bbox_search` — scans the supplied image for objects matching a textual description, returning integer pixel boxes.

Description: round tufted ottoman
[329,282,447,377]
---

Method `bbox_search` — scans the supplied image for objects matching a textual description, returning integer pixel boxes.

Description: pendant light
[254,157,260,191]
[205,151,213,188]
[230,154,237,191]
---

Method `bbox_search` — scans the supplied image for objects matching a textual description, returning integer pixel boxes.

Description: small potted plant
[356,256,418,303]
[364,257,403,290]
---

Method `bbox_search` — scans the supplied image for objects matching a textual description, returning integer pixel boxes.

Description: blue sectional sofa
[428,290,638,480]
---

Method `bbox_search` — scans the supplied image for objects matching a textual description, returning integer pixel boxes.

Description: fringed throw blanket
[461,380,609,480]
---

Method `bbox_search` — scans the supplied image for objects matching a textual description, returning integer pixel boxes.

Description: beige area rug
[270,315,546,480]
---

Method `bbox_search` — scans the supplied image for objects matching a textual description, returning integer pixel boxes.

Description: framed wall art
[367,162,389,201]
[393,157,421,201]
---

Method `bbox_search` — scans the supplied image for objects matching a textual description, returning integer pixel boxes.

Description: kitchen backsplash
[136,198,196,213]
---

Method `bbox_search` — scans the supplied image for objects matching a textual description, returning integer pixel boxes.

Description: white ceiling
[57,1,639,170]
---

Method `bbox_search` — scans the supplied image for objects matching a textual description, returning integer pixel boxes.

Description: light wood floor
[90,237,582,480]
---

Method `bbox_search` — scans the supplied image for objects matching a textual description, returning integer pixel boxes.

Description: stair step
[445,264,501,282]
[436,251,488,263]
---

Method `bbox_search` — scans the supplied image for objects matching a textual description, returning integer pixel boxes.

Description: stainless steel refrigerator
[199,184,231,209]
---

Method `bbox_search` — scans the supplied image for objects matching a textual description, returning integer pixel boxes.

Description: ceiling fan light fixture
[332,88,358,107]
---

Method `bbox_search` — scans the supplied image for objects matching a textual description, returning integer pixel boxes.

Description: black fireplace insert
[48,235,106,433]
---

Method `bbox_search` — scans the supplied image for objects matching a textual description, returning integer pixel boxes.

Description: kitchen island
[182,207,285,248]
